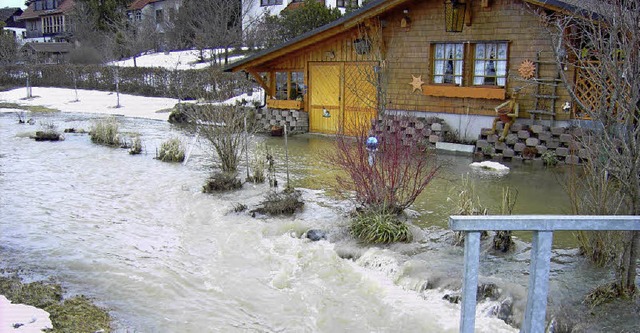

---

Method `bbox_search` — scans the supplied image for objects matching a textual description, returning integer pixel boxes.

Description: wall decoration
[409,75,424,92]
[518,59,536,79]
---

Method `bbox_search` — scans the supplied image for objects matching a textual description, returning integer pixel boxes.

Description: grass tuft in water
[90,117,120,147]
[350,208,412,244]
[128,135,143,155]
[156,137,185,162]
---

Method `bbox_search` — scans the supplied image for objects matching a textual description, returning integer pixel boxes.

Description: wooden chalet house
[18,0,75,42]
[227,0,585,139]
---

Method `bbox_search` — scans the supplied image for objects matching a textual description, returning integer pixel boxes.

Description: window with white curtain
[473,42,508,87]
[433,43,464,85]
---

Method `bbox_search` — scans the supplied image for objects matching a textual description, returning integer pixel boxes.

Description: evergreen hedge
[0,64,250,101]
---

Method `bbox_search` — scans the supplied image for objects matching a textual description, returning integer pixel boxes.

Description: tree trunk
[621,231,639,294]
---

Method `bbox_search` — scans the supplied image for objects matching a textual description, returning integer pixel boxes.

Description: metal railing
[448,215,640,333]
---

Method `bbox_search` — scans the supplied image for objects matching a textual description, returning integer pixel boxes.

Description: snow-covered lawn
[0,87,179,121]
[0,87,265,121]
[111,49,247,70]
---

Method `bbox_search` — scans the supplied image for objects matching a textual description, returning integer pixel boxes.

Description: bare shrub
[247,144,266,184]
[543,0,639,296]
[328,115,440,214]
[252,189,304,216]
[448,174,489,245]
[184,104,255,174]
[34,122,63,141]
[202,172,242,193]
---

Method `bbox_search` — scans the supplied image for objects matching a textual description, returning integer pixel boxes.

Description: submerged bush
[90,117,120,146]
[203,172,242,192]
[350,209,412,244]
[128,135,143,155]
[252,188,304,215]
[156,137,185,162]
[247,145,266,184]
[34,121,63,141]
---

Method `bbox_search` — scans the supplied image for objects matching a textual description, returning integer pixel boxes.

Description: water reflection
[261,134,573,246]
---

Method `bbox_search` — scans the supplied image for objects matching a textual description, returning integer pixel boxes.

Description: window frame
[155,9,163,24]
[260,0,283,6]
[472,41,508,87]
[430,40,509,89]
[274,71,305,101]
[432,42,465,86]
[336,0,359,8]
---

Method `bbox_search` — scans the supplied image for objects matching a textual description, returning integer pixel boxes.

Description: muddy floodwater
[0,111,637,332]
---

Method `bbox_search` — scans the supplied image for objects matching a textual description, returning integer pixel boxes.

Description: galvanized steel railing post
[522,231,553,333]
[460,231,481,333]
[448,215,640,333]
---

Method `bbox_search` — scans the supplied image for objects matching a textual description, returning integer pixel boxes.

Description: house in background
[228,0,583,140]
[0,7,25,28]
[21,41,73,63]
[242,0,362,32]
[17,0,75,43]
[127,0,182,34]
[2,7,27,45]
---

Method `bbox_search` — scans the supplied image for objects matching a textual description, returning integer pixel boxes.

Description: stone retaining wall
[474,121,588,166]
[372,116,453,145]
[255,108,309,134]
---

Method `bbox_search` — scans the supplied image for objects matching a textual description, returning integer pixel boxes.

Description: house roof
[0,7,23,23]
[224,0,595,73]
[224,0,409,72]
[22,42,74,53]
[128,0,162,11]
[17,0,76,21]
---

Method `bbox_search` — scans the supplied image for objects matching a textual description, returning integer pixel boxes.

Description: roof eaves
[223,0,397,72]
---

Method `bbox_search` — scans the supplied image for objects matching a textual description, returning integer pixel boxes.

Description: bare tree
[541,0,639,296]
[110,16,159,68]
[0,23,18,65]
[175,0,248,65]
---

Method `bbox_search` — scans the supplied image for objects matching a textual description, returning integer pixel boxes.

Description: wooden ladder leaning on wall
[528,51,561,123]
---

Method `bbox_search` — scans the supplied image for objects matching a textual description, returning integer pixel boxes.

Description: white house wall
[242,0,362,32]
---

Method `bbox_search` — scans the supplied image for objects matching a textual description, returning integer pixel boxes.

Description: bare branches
[541,0,640,295]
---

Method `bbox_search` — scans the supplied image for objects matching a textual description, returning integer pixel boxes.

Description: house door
[309,63,342,134]
[343,63,378,136]
[309,62,378,135]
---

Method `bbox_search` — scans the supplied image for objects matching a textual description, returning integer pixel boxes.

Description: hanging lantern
[444,0,466,33]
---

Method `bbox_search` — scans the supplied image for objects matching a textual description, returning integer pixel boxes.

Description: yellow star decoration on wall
[409,75,424,93]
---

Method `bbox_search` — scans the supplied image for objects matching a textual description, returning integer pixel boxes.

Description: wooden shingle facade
[227,0,579,138]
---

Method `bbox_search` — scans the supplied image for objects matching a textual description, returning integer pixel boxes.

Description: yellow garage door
[309,62,377,135]
[309,63,341,134]
[343,63,378,136]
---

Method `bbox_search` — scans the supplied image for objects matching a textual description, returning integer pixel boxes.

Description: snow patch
[469,161,510,173]
[0,295,53,333]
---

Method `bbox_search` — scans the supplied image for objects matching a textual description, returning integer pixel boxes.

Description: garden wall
[255,108,309,134]
[474,121,587,166]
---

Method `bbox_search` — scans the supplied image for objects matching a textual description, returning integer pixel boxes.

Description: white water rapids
[1,112,636,332]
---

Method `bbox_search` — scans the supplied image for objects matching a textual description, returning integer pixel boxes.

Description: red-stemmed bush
[328,115,441,214]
